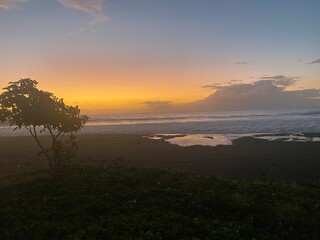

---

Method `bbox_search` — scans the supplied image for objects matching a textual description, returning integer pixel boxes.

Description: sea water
[1,109,320,146]
[85,109,320,134]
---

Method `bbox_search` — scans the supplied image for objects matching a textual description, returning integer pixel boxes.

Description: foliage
[0,79,88,169]
[0,166,319,240]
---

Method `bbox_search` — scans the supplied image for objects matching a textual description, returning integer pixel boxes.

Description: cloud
[191,75,320,110]
[202,83,224,90]
[58,0,107,22]
[142,76,320,112]
[234,61,258,65]
[310,58,320,64]
[144,101,172,108]
[0,0,28,9]
[144,101,174,112]
[234,61,249,65]
[258,75,298,87]
[202,80,242,90]
[0,0,108,22]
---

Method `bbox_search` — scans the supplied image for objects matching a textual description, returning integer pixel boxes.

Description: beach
[1,134,319,185]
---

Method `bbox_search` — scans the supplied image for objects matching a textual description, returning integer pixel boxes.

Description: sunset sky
[0,0,320,113]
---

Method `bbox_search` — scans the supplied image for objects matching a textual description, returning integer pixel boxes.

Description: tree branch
[24,125,52,168]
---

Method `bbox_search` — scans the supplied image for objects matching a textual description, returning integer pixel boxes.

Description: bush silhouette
[0,78,88,169]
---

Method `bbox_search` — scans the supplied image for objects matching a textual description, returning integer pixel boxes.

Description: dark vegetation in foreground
[0,166,319,240]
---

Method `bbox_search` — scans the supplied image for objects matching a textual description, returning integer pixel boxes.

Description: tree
[0,78,88,169]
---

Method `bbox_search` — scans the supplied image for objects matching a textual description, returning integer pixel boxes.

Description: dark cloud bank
[145,75,320,112]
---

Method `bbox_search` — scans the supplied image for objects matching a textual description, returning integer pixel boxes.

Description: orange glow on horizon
[1,53,319,114]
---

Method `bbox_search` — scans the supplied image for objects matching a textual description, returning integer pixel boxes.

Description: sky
[0,0,320,113]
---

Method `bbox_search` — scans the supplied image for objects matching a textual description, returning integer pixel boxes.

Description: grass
[0,165,319,240]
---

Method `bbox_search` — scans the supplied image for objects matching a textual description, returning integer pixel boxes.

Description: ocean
[85,109,320,134]
[2,109,320,146]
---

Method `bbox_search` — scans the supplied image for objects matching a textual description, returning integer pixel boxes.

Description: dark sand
[0,134,319,185]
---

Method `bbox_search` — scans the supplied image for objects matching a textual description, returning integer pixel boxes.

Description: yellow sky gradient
[0,69,212,113]
[1,49,244,113]
[1,62,319,113]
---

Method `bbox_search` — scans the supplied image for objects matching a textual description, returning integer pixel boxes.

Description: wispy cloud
[310,58,320,64]
[202,80,242,90]
[58,0,107,22]
[0,0,108,22]
[234,61,249,65]
[202,83,224,90]
[234,60,258,65]
[0,0,28,9]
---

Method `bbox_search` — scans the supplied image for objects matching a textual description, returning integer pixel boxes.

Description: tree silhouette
[0,78,88,169]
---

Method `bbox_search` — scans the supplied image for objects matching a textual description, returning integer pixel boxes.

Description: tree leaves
[0,78,89,169]
[0,78,88,132]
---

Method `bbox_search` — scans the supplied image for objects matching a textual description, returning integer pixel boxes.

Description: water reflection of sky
[147,133,320,147]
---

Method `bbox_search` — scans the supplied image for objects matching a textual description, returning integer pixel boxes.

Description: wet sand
[0,134,319,185]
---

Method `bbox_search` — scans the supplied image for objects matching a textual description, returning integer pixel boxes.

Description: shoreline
[0,133,320,185]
